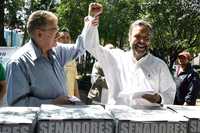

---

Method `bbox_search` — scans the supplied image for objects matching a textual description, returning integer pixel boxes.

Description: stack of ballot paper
[167,105,200,133]
[37,104,114,133]
[106,105,188,133]
[0,107,39,133]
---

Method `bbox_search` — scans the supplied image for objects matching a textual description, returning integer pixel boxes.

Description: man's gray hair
[27,10,57,36]
[128,20,153,38]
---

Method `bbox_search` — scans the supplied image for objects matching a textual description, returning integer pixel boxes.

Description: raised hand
[88,2,103,17]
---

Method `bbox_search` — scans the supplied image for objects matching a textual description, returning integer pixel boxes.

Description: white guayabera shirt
[82,17,176,106]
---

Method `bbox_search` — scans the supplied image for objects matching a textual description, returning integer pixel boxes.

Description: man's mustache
[134,42,148,48]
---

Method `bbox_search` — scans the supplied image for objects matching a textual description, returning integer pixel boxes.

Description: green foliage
[97,0,141,48]
[31,0,54,11]
[141,0,200,69]
[56,0,92,41]
[4,0,200,69]
[56,0,141,48]
[5,0,25,27]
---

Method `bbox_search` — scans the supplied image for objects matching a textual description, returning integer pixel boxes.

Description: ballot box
[167,105,200,133]
[106,105,188,133]
[0,107,39,133]
[37,104,114,133]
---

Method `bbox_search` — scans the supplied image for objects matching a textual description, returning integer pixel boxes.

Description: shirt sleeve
[81,17,104,60]
[55,35,85,67]
[6,61,53,107]
[159,62,176,104]
[81,16,117,69]
[81,16,123,105]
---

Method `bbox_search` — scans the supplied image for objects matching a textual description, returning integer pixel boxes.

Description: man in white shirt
[82,3,176,106]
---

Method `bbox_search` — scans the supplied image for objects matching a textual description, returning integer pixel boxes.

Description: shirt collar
[130,49,150,64]
[26,39,54,61]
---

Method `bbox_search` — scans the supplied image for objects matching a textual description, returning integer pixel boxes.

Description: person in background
[6,10,87,107]
[88,44,114,104]
[57,30,80,98]
[0,63,6,105]
[82,3,176,106]
[174,51,200,105]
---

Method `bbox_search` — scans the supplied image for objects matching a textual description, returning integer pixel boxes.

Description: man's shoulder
[148,54,167,64]
[9,42,33,62]
[110,48,128,58]
[93,48,125,64]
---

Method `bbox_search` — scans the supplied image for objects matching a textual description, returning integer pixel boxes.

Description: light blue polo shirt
[6,36,85,107]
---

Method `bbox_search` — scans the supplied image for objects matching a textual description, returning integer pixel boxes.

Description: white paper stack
[106,105,188,133]
[167,105,200,133]
[0,107,39,133]
[37,104,114,133]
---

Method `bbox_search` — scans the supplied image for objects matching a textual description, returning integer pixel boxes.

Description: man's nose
[138,38,145,43]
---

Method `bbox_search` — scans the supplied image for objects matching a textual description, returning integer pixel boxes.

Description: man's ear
[38,32,42,38]
[37,30,42,37]
[35,30,42,38]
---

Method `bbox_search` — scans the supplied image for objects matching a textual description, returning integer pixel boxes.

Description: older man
[6,10,86,106]
[82,3,176,106]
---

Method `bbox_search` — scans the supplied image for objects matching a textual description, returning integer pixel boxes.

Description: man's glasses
[39,27,60,39]
[39,27,59,32]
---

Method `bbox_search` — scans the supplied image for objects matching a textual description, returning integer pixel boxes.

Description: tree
[98,0,141,48]
[56,0,141,49]
[4,0,199,70]
[141,0,200,70]
[56,0,91,41]
[4,0,25,28]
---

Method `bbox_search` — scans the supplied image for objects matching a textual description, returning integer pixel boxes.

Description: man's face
[38,20,59,50]
[57,32,71,44]
[63,32,71,43]
[129,25,151,56]
[178,55,189,66]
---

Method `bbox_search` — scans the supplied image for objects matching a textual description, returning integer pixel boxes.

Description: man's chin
[134,50,147,57]
[135,48,147,54]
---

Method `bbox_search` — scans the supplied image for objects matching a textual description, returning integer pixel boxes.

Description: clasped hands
[142,93,162,104]
[85,2,103,26]
[52,95,81,105]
